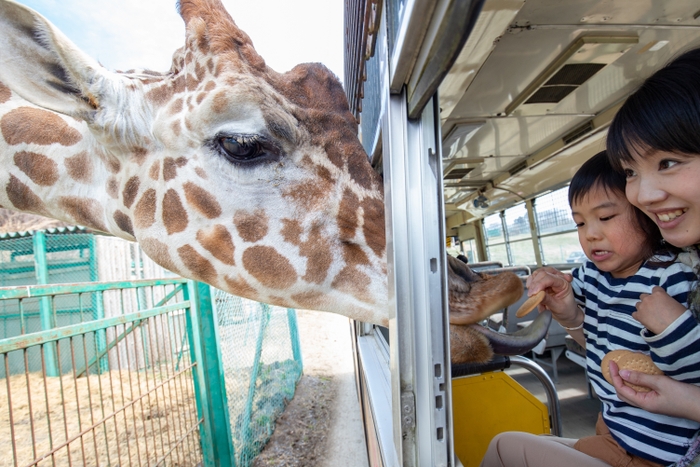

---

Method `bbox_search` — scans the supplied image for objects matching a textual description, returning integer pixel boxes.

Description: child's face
[571,186,646,278]
[622,150,700,248]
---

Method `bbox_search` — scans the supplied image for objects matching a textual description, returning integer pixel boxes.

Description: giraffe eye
[218,136,264,162]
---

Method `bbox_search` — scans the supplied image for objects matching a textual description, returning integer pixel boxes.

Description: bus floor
[506,352,600,439]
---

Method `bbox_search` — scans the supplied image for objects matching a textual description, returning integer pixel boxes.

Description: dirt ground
[253,310,369,467]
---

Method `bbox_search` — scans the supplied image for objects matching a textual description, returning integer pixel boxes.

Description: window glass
[509,239,537,265]
[504,203,531,242]
[487,244,508,264]
[535,187,576,235]
[483,213,504,244]
[461,238,478,263]
[540,231,583,264]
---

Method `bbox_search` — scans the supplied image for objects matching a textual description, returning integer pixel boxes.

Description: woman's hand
[609,360,700,422]
[634,286,686,334]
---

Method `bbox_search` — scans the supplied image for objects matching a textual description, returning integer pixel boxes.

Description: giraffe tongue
[468,310,553,356]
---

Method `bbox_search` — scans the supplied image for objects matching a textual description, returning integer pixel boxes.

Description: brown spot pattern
[13,151,59,186]
[362,197,386,257]
[291,291,327,310]
[196,224,235,265]
[224,275,258,300]
[281,218,303,245]
[283,180,329,210]
[134,188,157,229]
[331,266,373,303]
[337,188,359,240]
[183,182,222,219]
[113,210,135,236]
[242,246,297,289]
[211,90,229,114]
[234,209,268,242]
[162,189,188,234]
[163,157,188,181]
[106,177,119,199]
[171,120,182,137]
[178,245,217,284]
[132,147,148,165]
[141,238,179,274]
[298,223,332,284]
[149,161,161,180]
[122,176,140,208]
[65,151,94,183]
[58,196,108,232]
[6,175,47,214]
[1,107,82,146]
[0,82,11,104]
[194,167,208,179]
[169,97,183,115]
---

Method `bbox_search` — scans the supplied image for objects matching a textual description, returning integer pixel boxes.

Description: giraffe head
[0,0,387,323]
[0,0,551,362]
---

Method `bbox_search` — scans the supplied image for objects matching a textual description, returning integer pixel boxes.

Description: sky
[16,0,345,81]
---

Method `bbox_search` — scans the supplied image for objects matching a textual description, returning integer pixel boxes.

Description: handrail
[0,277,187,299]
[0,301,189,353]
[509,355,563,436]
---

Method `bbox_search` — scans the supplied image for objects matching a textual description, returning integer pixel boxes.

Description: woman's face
[622,150,700,248]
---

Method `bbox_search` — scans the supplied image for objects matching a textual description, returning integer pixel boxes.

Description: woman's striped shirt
[572,257,700,466]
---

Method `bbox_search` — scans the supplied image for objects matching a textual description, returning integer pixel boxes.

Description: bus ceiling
[346,0,700,225]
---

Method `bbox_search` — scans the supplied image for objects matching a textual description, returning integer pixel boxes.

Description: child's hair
[569,151,667,261]
[607,47,700,169]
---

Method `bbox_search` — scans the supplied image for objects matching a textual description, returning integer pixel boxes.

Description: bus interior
[343,0,700,466]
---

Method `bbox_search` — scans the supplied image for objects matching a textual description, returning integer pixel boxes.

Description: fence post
[184,281,235,467]
[33,230,59,376]
[286,308,303,367]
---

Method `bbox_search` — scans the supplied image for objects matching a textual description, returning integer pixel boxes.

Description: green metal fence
[0,230,304,467]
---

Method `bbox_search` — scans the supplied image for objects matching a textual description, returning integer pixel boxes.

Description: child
[480,151,700,467]
[605,47,700,466]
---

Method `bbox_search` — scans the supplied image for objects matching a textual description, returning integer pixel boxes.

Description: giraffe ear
[0,1,115,120]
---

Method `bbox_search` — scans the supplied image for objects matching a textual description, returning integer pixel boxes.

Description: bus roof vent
[562,120,594,145]
[506,35,637,116]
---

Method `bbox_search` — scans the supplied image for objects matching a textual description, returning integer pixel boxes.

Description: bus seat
[564,335,593,398]
[451,356,557,466]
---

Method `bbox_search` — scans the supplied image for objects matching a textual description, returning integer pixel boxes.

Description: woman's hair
[569,151,670,261]
[607,47,700,169]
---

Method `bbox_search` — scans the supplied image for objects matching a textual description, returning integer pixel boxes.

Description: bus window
[534,186,580,264]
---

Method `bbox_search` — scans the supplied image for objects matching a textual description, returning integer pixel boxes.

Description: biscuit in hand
[601,350,664,393]
[515,290,546,318]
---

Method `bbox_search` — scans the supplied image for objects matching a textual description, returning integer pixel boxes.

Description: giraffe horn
[177,0,267,70]
[468,310,553,356]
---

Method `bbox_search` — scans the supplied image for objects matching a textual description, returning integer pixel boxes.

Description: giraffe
[0,0,549,363]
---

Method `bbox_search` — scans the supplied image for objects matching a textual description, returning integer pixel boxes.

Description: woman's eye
[600,215,614,222]
[659,159,679,170]
[622,168,635,178]
[219,136,264,161]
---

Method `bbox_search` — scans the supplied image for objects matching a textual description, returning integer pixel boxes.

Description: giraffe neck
[0,91,132,240]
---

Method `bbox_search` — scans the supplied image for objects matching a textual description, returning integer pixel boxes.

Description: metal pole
[241,303,272,455]
[184,281,235,467]
[286,308,303,368]
[34,230,59,376]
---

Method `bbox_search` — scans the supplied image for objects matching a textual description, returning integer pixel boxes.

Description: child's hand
[634,286,686,334]
[526,267,578,325]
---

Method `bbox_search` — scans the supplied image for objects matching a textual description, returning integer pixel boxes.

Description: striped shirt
[572,257,700,466]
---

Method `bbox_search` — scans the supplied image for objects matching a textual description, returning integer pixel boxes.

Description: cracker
[515,290,546,318]
[601,350,663,393]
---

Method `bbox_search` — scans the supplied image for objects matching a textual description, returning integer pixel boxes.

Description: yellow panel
[452,371,550,466]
